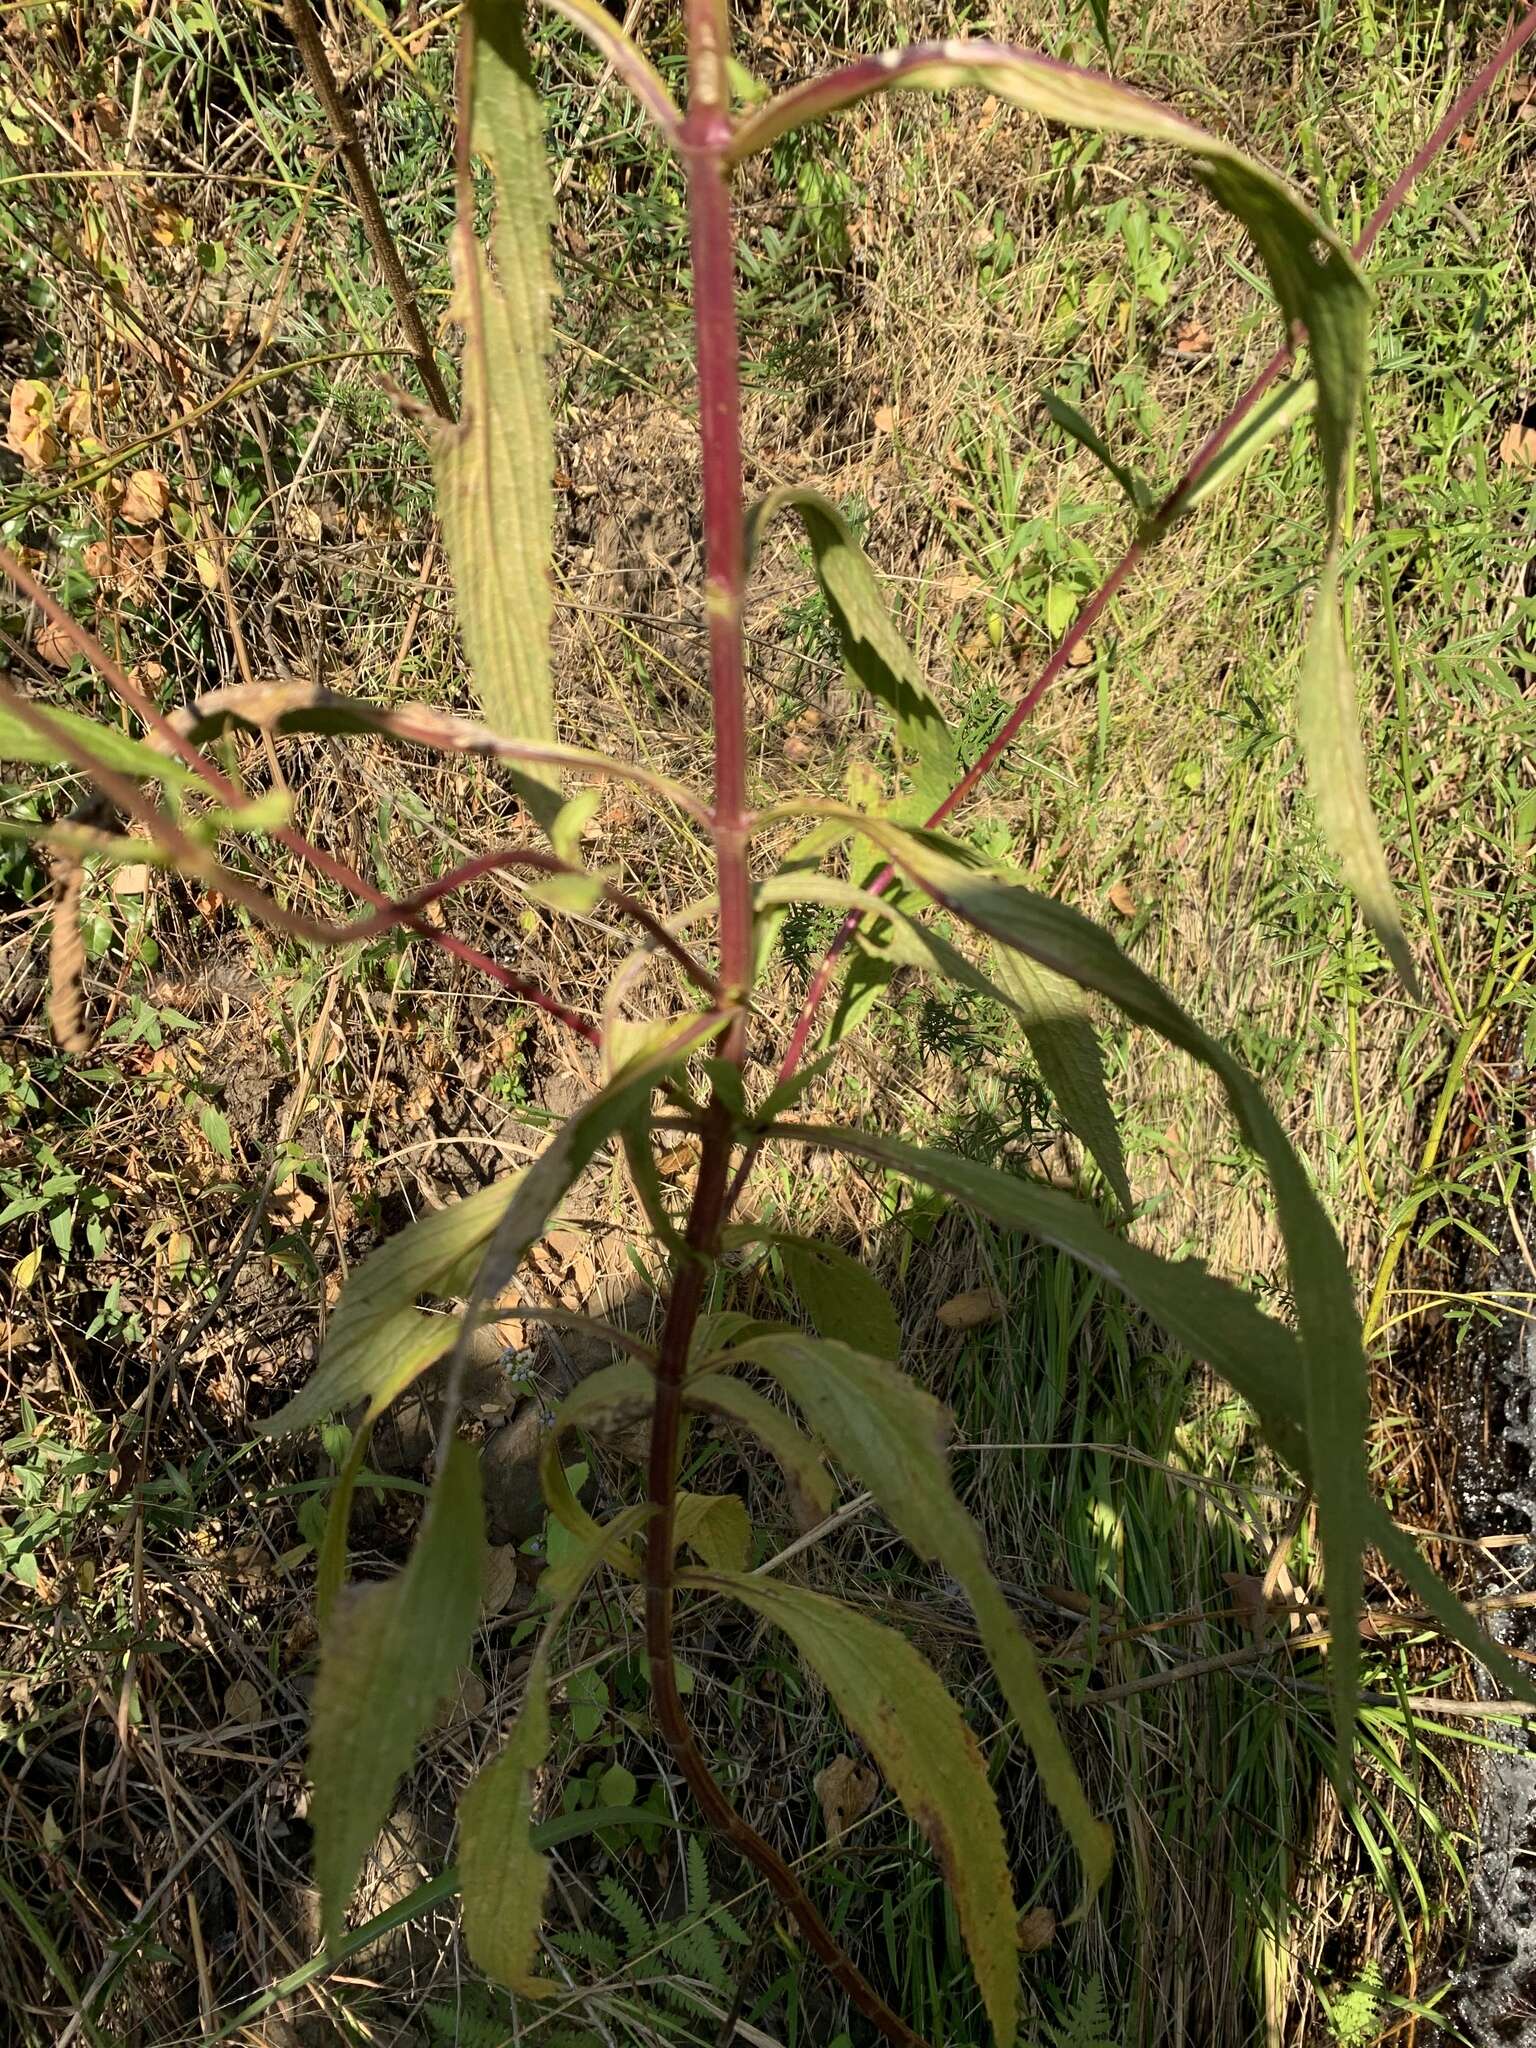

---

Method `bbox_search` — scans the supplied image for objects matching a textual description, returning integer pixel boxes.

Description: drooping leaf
[746,485,959,806]
[437,0,560,820]
[459,1504,652,1993]
[673,1491,752,1572]
[1038,388,1152,517]
[536,1360,656,1569]
[823,816,1369,1763]
[310,1439,485,1947]
[730,42,1400,971]
[682,1374,837,1521]
[259,1176,522,1436]
[724,1332,1109,1905]
[1299,556,1416,988]
[697,1571,1018,2047]
[990,946,1132,1215]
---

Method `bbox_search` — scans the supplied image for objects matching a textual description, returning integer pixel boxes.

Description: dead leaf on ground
[815,1753,878,1846]
[656,1137,700,1180]
[267,1175,317,1232]
[480,1544,525,1618]
[1065,636,1095,668]
[872,403,896,435]
[35,619,77,669]
[110,864,150,897]
[1171,316,1214,360]
[120,468,170,525]
[59,386,93,439]
[1499,418,1536,469]
[937,1285,1005,1332]
[1017,1905,1056,1953]
[223,1677,262,1726]
[1107,881,1138,918]
[7,380,58,470]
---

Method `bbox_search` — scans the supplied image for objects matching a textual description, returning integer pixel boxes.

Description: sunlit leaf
[697,1571,1018,2047]
[1300,557,1416,988]
[1039,388,1152,517]
[1171,374,1316,518]
[746,485,958,806]
[724,1332,1110,1905]
[437,0,560,820]
[0,693,195,790]
[310,1439,484,1947]
[259,1176,522,1436]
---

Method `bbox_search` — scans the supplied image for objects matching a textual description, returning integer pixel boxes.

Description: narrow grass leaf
[746,486,959,806]
[1039,389,1152,516]
[310,1439,484,1948]
[698,1571,1018,2047]
[727,1332,1110,1905]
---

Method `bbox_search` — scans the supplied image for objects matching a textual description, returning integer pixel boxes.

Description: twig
[281,0,454,420]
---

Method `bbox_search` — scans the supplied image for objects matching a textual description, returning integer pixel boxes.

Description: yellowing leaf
[683,1374,836,1522]
[702,1572,1018,2047]
[6,381,58,471]
[436,0,559,822]
[309,1439,484,1947]
[120,468,170,526]
[1299,558,1416,989]
[672,1490,751,1572]
[936,1285,1004,1331]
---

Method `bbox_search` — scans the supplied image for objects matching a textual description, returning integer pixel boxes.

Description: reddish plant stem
[0,544,596,1039]
[754,1,1536,1124]
[641,11,931,2046]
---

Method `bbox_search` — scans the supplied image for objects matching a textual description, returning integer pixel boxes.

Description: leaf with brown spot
[815,1752,878,1846]
[7,381,58,470]
[120,468,170,526]
[699,1571,1018,2046]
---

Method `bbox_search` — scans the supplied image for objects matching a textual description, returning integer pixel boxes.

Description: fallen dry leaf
[1065,636,1095,668]
[481,1544,524,1618]
[223,1677,262,1726]
[1171,317,1213,358]
[1499,418,1536,469]
[148,203,190,248]
[936,1285,1005,1332]
[35,619,77,669]
[110,864,150,897]
[120,468,170,525]
[1107,881,1138,918]
[872,403,896,435]
[7,380,58,470]
[59,386,93,439]
[267,1175,317,1233]
[1017,1905,1056,1953]
[815,1754,878,1846]
[656,1137,700,1181]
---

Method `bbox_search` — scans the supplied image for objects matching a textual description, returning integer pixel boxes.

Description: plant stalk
[282,0,454,421]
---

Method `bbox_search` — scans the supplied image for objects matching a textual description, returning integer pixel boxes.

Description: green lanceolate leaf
[696,1571,1018,2048]
[673,1491,752,1572]
[0,695,195,790]
[724,1332,1110,1906]
[437,0,560,821]
[447,1018,721,1405]
[833,818,1369,1765]
[537,1360,655,1569]
[310,1439,485,1947]
[259,1176,523,1436]
[772,1127,1313,1474]
[1300,556,1417,989]
[1170,375,1317,519]
[746,485,959,807]
[460,1504,652,1993]
[990,946,1132,1216]
[1039,388,1153,517]
[682,1374,837,1521]
[760,1230,901,1362]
